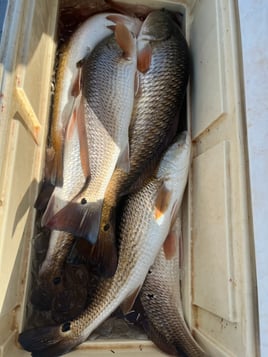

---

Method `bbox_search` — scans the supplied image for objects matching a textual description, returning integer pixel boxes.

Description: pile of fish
[19,8,207,357]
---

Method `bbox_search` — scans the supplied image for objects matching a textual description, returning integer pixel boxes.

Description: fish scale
[18,132,191,357]
[98,10,189,251]
[139,243,208,357]
[45,27,138,277]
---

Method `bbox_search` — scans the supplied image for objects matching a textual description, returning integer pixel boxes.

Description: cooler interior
[0,0,258,356]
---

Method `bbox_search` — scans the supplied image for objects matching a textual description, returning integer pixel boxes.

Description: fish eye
[103,223,110,232]
[61,321,71,332]
[81,198,87,205]
[53,276,61,285]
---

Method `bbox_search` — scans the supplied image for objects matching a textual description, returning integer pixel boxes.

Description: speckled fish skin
[18,132,191,357]
[45,27,138,277]
[38,230,74,287]
[138,220,208,357]
[98,9,190,250]
[47,12,141,186]
[41,107,85,227]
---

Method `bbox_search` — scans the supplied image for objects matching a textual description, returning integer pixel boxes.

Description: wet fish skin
[137,218,208,357]
[46,12,141,186]
[18,132,191,357]
[45,25,139,277]
[98,9,190,251]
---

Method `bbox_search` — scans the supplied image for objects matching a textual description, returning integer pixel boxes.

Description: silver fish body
[45,26,138,277]
[18,132,191,357]
[46,12,141,186]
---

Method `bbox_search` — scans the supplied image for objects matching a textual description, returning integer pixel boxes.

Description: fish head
[139,10,179,42]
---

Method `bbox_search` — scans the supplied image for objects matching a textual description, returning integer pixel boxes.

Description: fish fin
[87,230,118,278]
[121,286,142,315]
[107,24,116,31]
[41,194,58,227]
[154,183,172,220]
[34,182,55,212]
[46,200,103,244]
[70,66,82,97]
[116,143,130,172]
[76,94,91,179]
[18,324,84,357]
[137,43,152,73]
[163,231,178,260]
[115,23,135,60]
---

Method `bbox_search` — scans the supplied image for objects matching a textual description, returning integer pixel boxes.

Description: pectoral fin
[121,286,142,315]
[115,23,135,60]
[137,42,152,73]
[154,183,172,220]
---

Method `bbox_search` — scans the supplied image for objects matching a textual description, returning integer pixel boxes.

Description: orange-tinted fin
[45,200,103,245]
[121,286,142,315]
[163,231,178,260]
[86,231,118,278]
[115,23,135,60]
[70,67,82,97]
[154,183,172,220]
[137,43,152,73]
[34,182,55,212]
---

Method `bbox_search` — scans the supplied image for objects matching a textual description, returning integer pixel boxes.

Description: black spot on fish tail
[19,324,85,357]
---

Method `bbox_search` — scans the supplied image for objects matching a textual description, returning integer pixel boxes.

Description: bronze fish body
[137,218,208,357]
[18,132,191,357]
[98,9,190,252]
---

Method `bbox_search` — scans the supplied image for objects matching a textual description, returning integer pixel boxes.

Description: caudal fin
[45,200,103,244]
[18,323,84,357]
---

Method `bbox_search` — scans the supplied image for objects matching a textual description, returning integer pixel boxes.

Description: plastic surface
[0,0,259,356]
[237,0,268,356]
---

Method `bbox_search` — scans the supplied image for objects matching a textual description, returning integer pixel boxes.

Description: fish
[18,131,191,357]
[136,216,208,357]
[98,9,190,259]
[44,23,139,277]
[38,230,74,288]
[45,12,141,186]
[30,230,75,312]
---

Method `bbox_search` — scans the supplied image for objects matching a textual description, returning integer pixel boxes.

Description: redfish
[18,132,191,357]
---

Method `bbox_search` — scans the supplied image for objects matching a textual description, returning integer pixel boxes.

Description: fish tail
[45,200,103,245]
[34,181,55,212]
[18,323,84,357]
